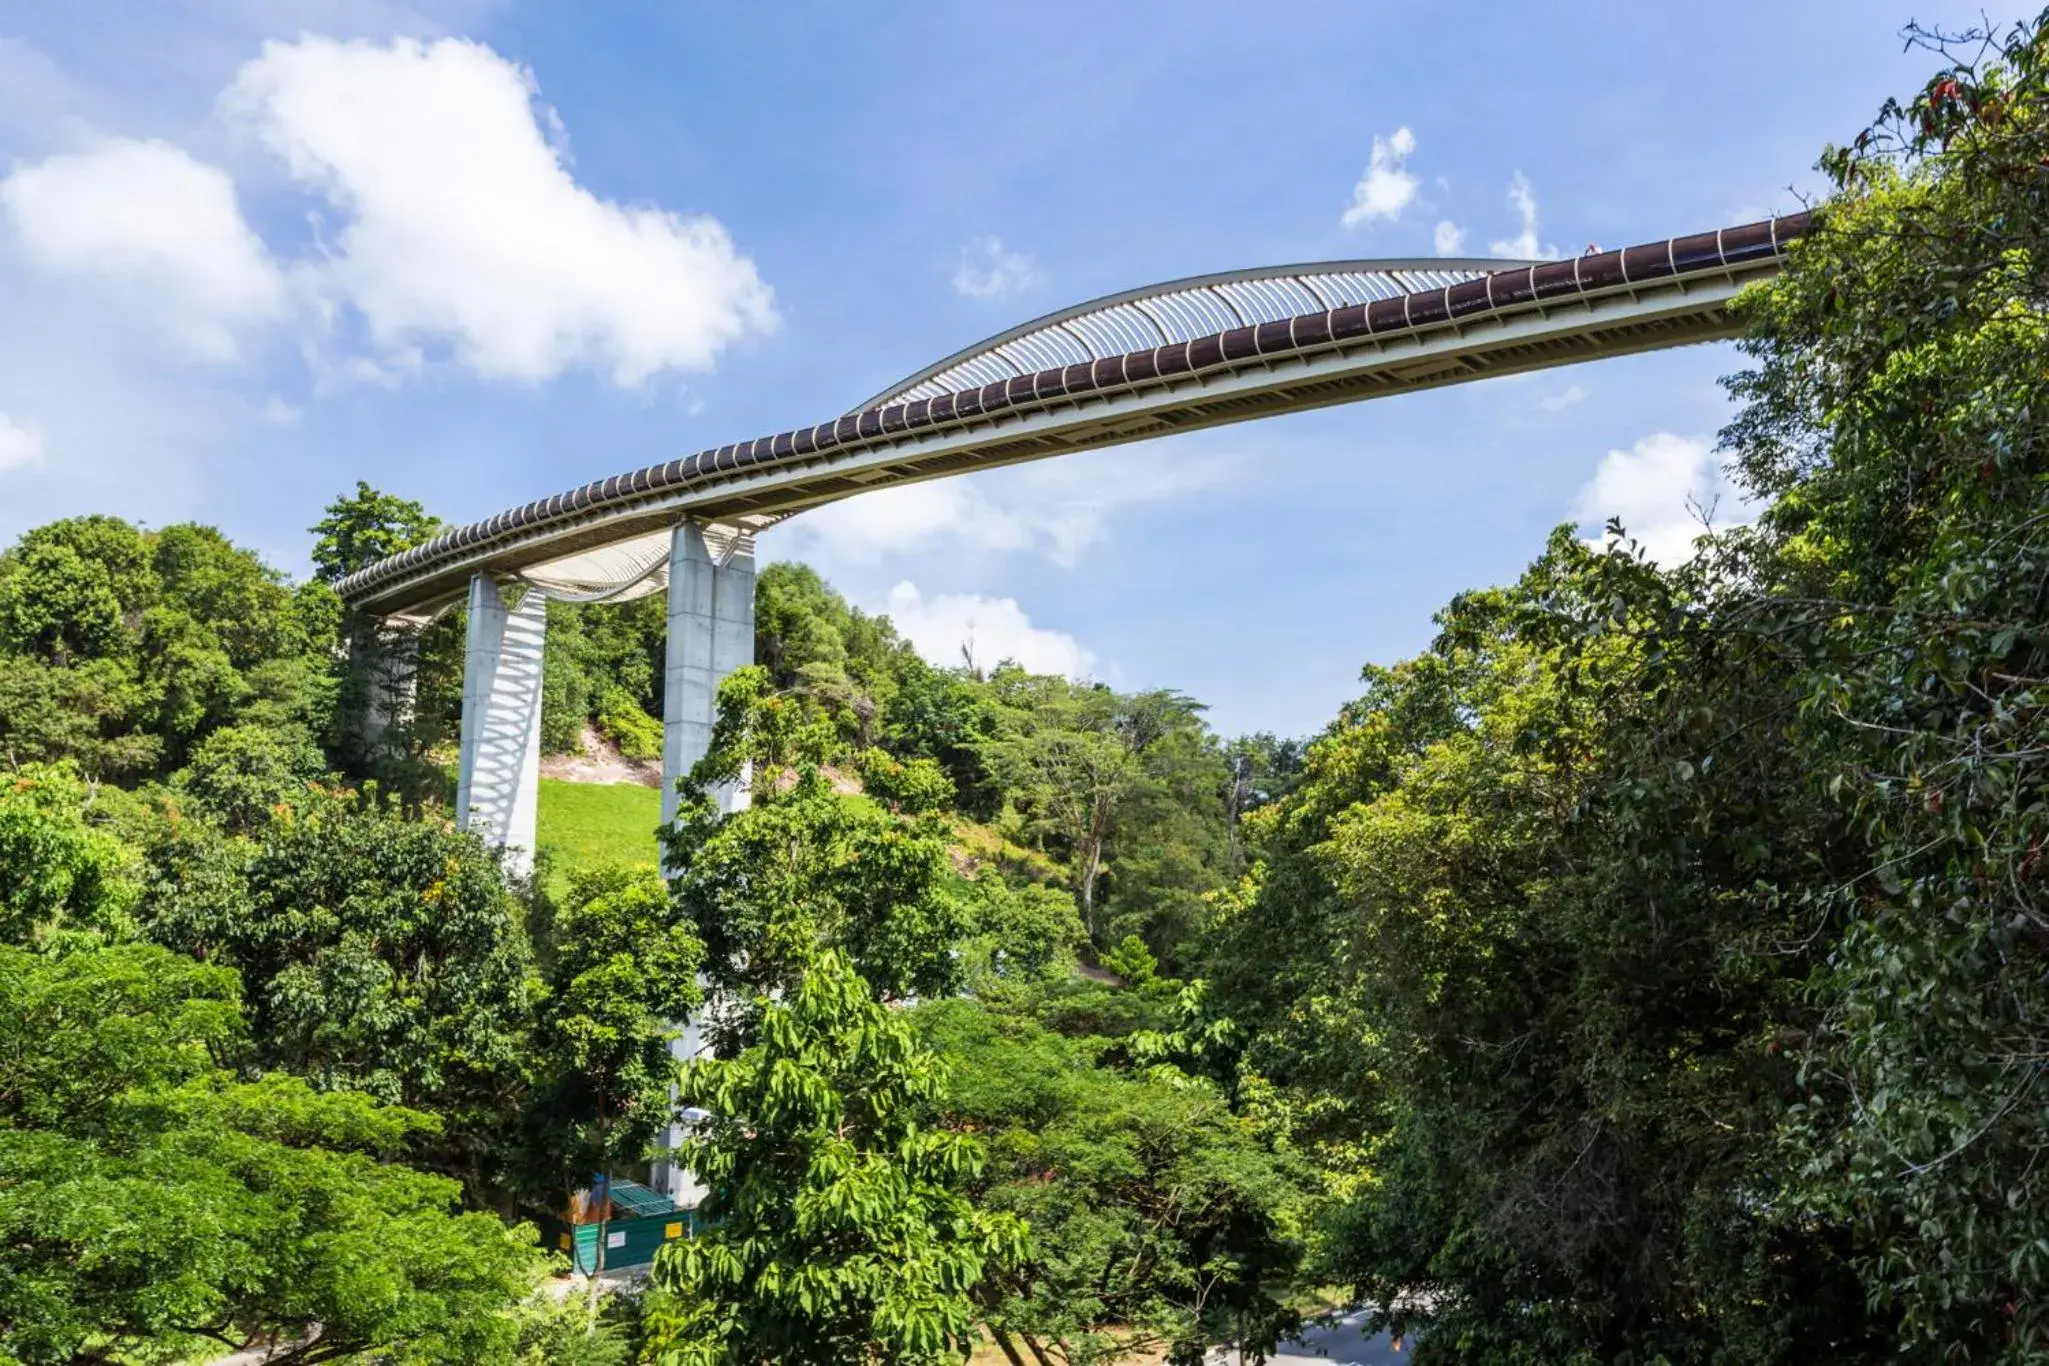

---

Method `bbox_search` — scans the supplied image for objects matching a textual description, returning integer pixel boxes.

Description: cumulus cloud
[225,35,775,384]
[0,138,285,359]
[0,412,45,472]
[1433,219,1466,255]
[1538,383,1588,412]
[1342,127,1418,228]
[785,447,1230,569]
[883,581,1093,678]
[1490,171,1560,260]
[1572,432,1758,566]
[951,235,1039,299]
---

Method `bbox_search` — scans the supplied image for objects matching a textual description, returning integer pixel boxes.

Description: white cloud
[0,412,45,473]
[1489,171,1560,260]
[1538,383,1588,412]
[259,395,301,425]
[952,235,1038,299]
[1433,219,1466,255]
[0,137,284,360]
[883,581,1093,678]
[785,446,1231,569]
[796,479,1035,562]
[225,35,774,385]
[1572,432,1758,566]
[1341,127,1418,228]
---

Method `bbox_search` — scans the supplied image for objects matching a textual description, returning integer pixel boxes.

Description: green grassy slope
[535,779,663,887]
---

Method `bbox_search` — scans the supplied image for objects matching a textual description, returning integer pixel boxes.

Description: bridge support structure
[651,519,756,1207]
[341,217,1817,1213]
[660,521,757,828]
[442,520,758,1207]
[455,573,549,879]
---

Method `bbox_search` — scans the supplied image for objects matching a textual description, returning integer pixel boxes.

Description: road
[1212,1307,1411,1364]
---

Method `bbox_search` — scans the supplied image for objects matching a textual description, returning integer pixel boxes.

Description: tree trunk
[1077,840,1101,940]
[987,1327,1030,1366]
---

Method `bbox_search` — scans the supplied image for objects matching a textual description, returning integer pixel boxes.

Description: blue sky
[0,0,2027,737]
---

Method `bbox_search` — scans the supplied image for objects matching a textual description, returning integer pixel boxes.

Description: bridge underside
[342,215,1807,622]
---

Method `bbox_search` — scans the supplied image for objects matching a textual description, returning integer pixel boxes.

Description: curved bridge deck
[341,214,1808,619]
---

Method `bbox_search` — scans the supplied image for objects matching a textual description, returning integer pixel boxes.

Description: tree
[1204,538,1889,1361]
[0,942,547,1364]
[310,484,449,787]
[174,722,328,835]
[141,787,536,1192]
[642,949,1025,1365]
[915,999,1307,1365]
[539,595,668,757]
[980,679,1141,942]
[0,516,337,780]
[520,864,704,1198]
[1221,733,1304,870]
[958,875,1085,984]
[664,668,968,1030]
[0,762,140,946]
[309,481,441,587]
[883,653,1002,820]
[1714,15,2049,1353]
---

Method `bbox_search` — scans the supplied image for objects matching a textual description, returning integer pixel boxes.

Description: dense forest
[3,14,2048,1363]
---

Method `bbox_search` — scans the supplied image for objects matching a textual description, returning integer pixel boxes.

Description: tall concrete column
[653,522,756,1206]
[455,574,547,878]
[708,537,756,814]
[660,524,717,830]
[660,523,757,824]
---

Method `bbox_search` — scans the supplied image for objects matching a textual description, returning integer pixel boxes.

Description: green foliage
[977,675,1233,961]
[1219,544,1881,1361]
[959,876,1085,983]
[856,744,955,814]
[1098,932,1157,987]
[1717,17,2049,1355]
[309,480,441,587]
[0,517,155,680]
[914,1000,1306,1364]
[642,949,1025,1365]
[1195,17,2049,1361]
[0,763,140,946]
[0,653,160,776]
[513,1289,644,1364]
[522,864,703,1196]
[0,942,546,1364]
[883,653,1003,819]
[596,684,665,761]
[755,562,908,746]
[0,515,331,781]
[141,788,536,1185]
[664,669,969,1026]
[978,676,1140,941]
[174,721,327,834]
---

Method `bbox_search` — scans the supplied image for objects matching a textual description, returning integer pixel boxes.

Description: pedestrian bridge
[341,212,1808,864]
[338,212,1808,1206]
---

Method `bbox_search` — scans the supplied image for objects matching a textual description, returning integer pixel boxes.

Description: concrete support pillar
[455,574,547,878]
[653,522,756,1206]
[709,537,757,814]
[660,524,716,830]
[659,523,757,824]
